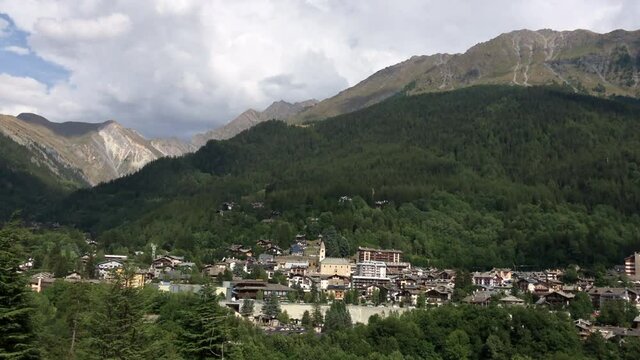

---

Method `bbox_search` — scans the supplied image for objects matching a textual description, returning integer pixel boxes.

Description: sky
[0,0,638,139]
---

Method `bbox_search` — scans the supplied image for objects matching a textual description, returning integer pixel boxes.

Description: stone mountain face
[0,113,166,185]
[293,29,640,123]
[192,99,318,146]
[150,137,197,157]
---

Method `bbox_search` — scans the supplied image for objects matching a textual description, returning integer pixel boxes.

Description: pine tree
[322,301,351,333]
[312,301,324,327]
[85,268,149,359]
[262,292,280,320]
[301,310,312,329]
[0,223,40,359]
[179,284,233,359]
[240,299,254,317]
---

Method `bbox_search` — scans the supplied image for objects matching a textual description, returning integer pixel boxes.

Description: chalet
[536,290,574,307]
[228,244,253,257]
[491,268,513,283]
[437,270,457,281]
[575,319,594,340]
[516,278,537,293]
[587,287,633,309]
[202,264,227,278]
[462,291,493,306]
[498,295,525,306]
[150,255,184,277]
[326,274,351,289]
[257,239,273,248]
[231,279,294,300]
[395,287,421,305]
[472,272,502,288]
[30,272,55,293]
[326,284,347,301]
[424,287,452,306]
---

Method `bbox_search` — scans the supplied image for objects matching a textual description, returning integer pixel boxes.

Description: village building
[587,287,636,309]
[472,272,502,287]
[357,246,402,263]
[96,260,124,279]
[230,279,294,300]
[536,290,575,307]
[319,257,351,277]
[498,295,525,306]
[424,287,453,306]
[625,252,640,280]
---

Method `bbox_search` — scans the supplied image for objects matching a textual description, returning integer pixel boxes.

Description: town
[24,230,640,341]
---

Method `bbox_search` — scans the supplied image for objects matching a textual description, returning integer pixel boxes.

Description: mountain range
[0,28,639,187]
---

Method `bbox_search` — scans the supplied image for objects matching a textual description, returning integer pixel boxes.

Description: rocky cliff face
[192,99,318,146]
[0,113,166,185]
[293,29,640,123]
[150,137,197,157]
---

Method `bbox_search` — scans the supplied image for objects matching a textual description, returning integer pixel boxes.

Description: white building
[96,260,124,279]
[356,261,387,278]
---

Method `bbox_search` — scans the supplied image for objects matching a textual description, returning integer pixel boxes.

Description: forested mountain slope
[0,133,79,219]
[54,86,640,268]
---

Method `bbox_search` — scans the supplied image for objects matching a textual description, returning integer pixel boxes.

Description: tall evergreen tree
[240,299,254,317]
[179,285,233,359]
[322,301,351,333]
[85,268,149,359]
[0,223,40,359]
[262,292,280,320]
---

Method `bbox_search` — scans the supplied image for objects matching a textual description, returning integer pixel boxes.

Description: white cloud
[3,45,29,55]
[34,13,131,42]
[0,0,637,138]
[0,73,48,114]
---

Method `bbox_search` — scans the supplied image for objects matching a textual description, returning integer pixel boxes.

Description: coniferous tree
[0,223,40,359]
[179,284,233,359]
[322,301,351,333]
[240,299,254,317]
[85,268,149,359]
[311,302,324,328]
[262,292,280,320]
[301,310,312,329]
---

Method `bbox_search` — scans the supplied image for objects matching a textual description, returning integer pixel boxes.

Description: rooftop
[321,257,350,265]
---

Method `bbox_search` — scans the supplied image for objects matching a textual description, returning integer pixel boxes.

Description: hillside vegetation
[0,134,82,219]
[51,86,640,269]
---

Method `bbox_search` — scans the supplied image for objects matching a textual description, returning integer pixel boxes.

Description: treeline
[15,85,640,269]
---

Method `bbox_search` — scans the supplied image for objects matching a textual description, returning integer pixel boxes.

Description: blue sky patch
[0,13,69,87]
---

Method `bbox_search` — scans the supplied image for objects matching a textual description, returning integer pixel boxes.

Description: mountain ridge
[192,99,318,146]
[291,28,640,123]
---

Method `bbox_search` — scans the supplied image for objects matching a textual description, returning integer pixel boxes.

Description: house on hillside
[96,260,124,279]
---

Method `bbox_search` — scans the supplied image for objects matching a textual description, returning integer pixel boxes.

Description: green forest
[2,225,640,360]
[17,85,639,270]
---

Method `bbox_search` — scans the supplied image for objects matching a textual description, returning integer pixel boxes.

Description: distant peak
[17,112,52,125]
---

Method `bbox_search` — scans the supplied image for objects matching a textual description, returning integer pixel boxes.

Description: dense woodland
[2,224,640,360]
[3,85,640,358]
[15,85,638,270]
